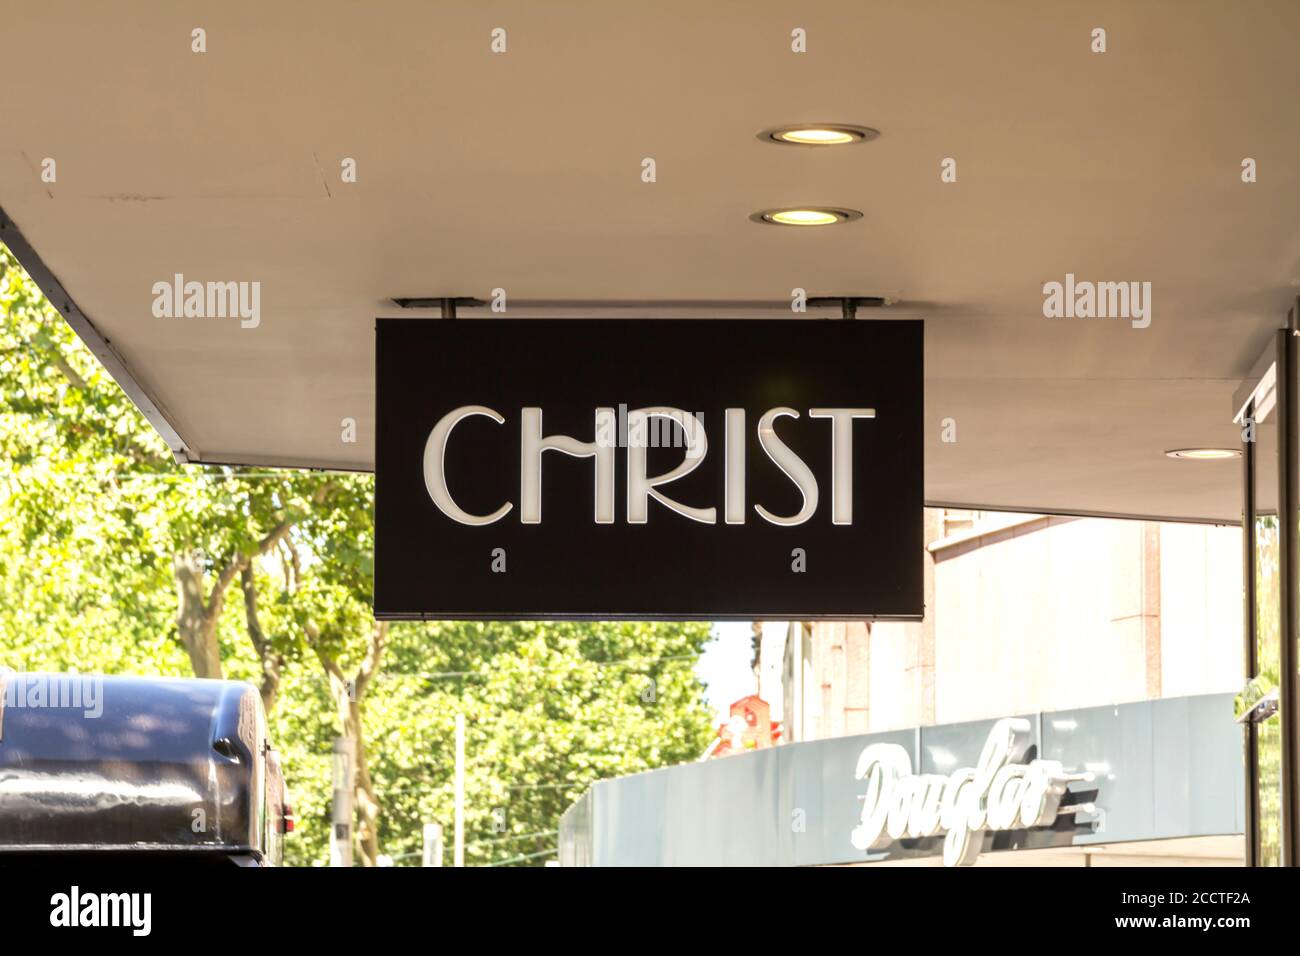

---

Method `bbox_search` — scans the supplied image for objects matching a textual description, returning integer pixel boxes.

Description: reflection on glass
[1254,408,1283,866]
[1255,515,1283,865]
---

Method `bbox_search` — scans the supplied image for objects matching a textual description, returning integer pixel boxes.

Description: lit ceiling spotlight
[760,124,879,146]
[1164,448,1241,460]
[750,207,863,227]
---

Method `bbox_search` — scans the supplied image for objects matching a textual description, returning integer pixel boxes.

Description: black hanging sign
[375,319,923,620]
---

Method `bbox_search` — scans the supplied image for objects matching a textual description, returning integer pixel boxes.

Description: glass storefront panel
[1237,335,1289,868]
[1246,352,1285,866]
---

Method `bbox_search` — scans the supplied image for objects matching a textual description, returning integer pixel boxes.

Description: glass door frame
[1237,305,1300,866]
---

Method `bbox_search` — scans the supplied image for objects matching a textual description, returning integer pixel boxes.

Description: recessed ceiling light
[1165,448,1241,460]
[760,124,879,146]
[750,207,863,227]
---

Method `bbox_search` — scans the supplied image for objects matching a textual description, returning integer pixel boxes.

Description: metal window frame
[1242,393,1259,866]
[1281,318,1300,866]
[1240,305,1300,867]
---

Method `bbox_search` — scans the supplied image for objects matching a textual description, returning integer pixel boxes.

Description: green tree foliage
[0,243,716,865]
[367,621,712,866]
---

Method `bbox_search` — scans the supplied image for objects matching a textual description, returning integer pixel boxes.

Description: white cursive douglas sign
[850,718,1094,866]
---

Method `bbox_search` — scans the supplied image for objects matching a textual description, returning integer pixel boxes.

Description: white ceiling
[2,0,1298,521]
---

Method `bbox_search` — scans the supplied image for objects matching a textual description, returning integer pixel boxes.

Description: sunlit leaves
[1,242,716,866]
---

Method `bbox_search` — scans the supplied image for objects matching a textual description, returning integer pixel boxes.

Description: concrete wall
[1159,522,1245,698]
[794,512,1243,738]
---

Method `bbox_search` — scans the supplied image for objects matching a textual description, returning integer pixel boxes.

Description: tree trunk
[172,514,299,683]
[240,565,283,713]
[351,698,382,867]
[324,676,381,866]
[310,619,388,867]
[173,550,224,679]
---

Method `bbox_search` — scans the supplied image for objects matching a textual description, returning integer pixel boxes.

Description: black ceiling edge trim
[0,204,196,463]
